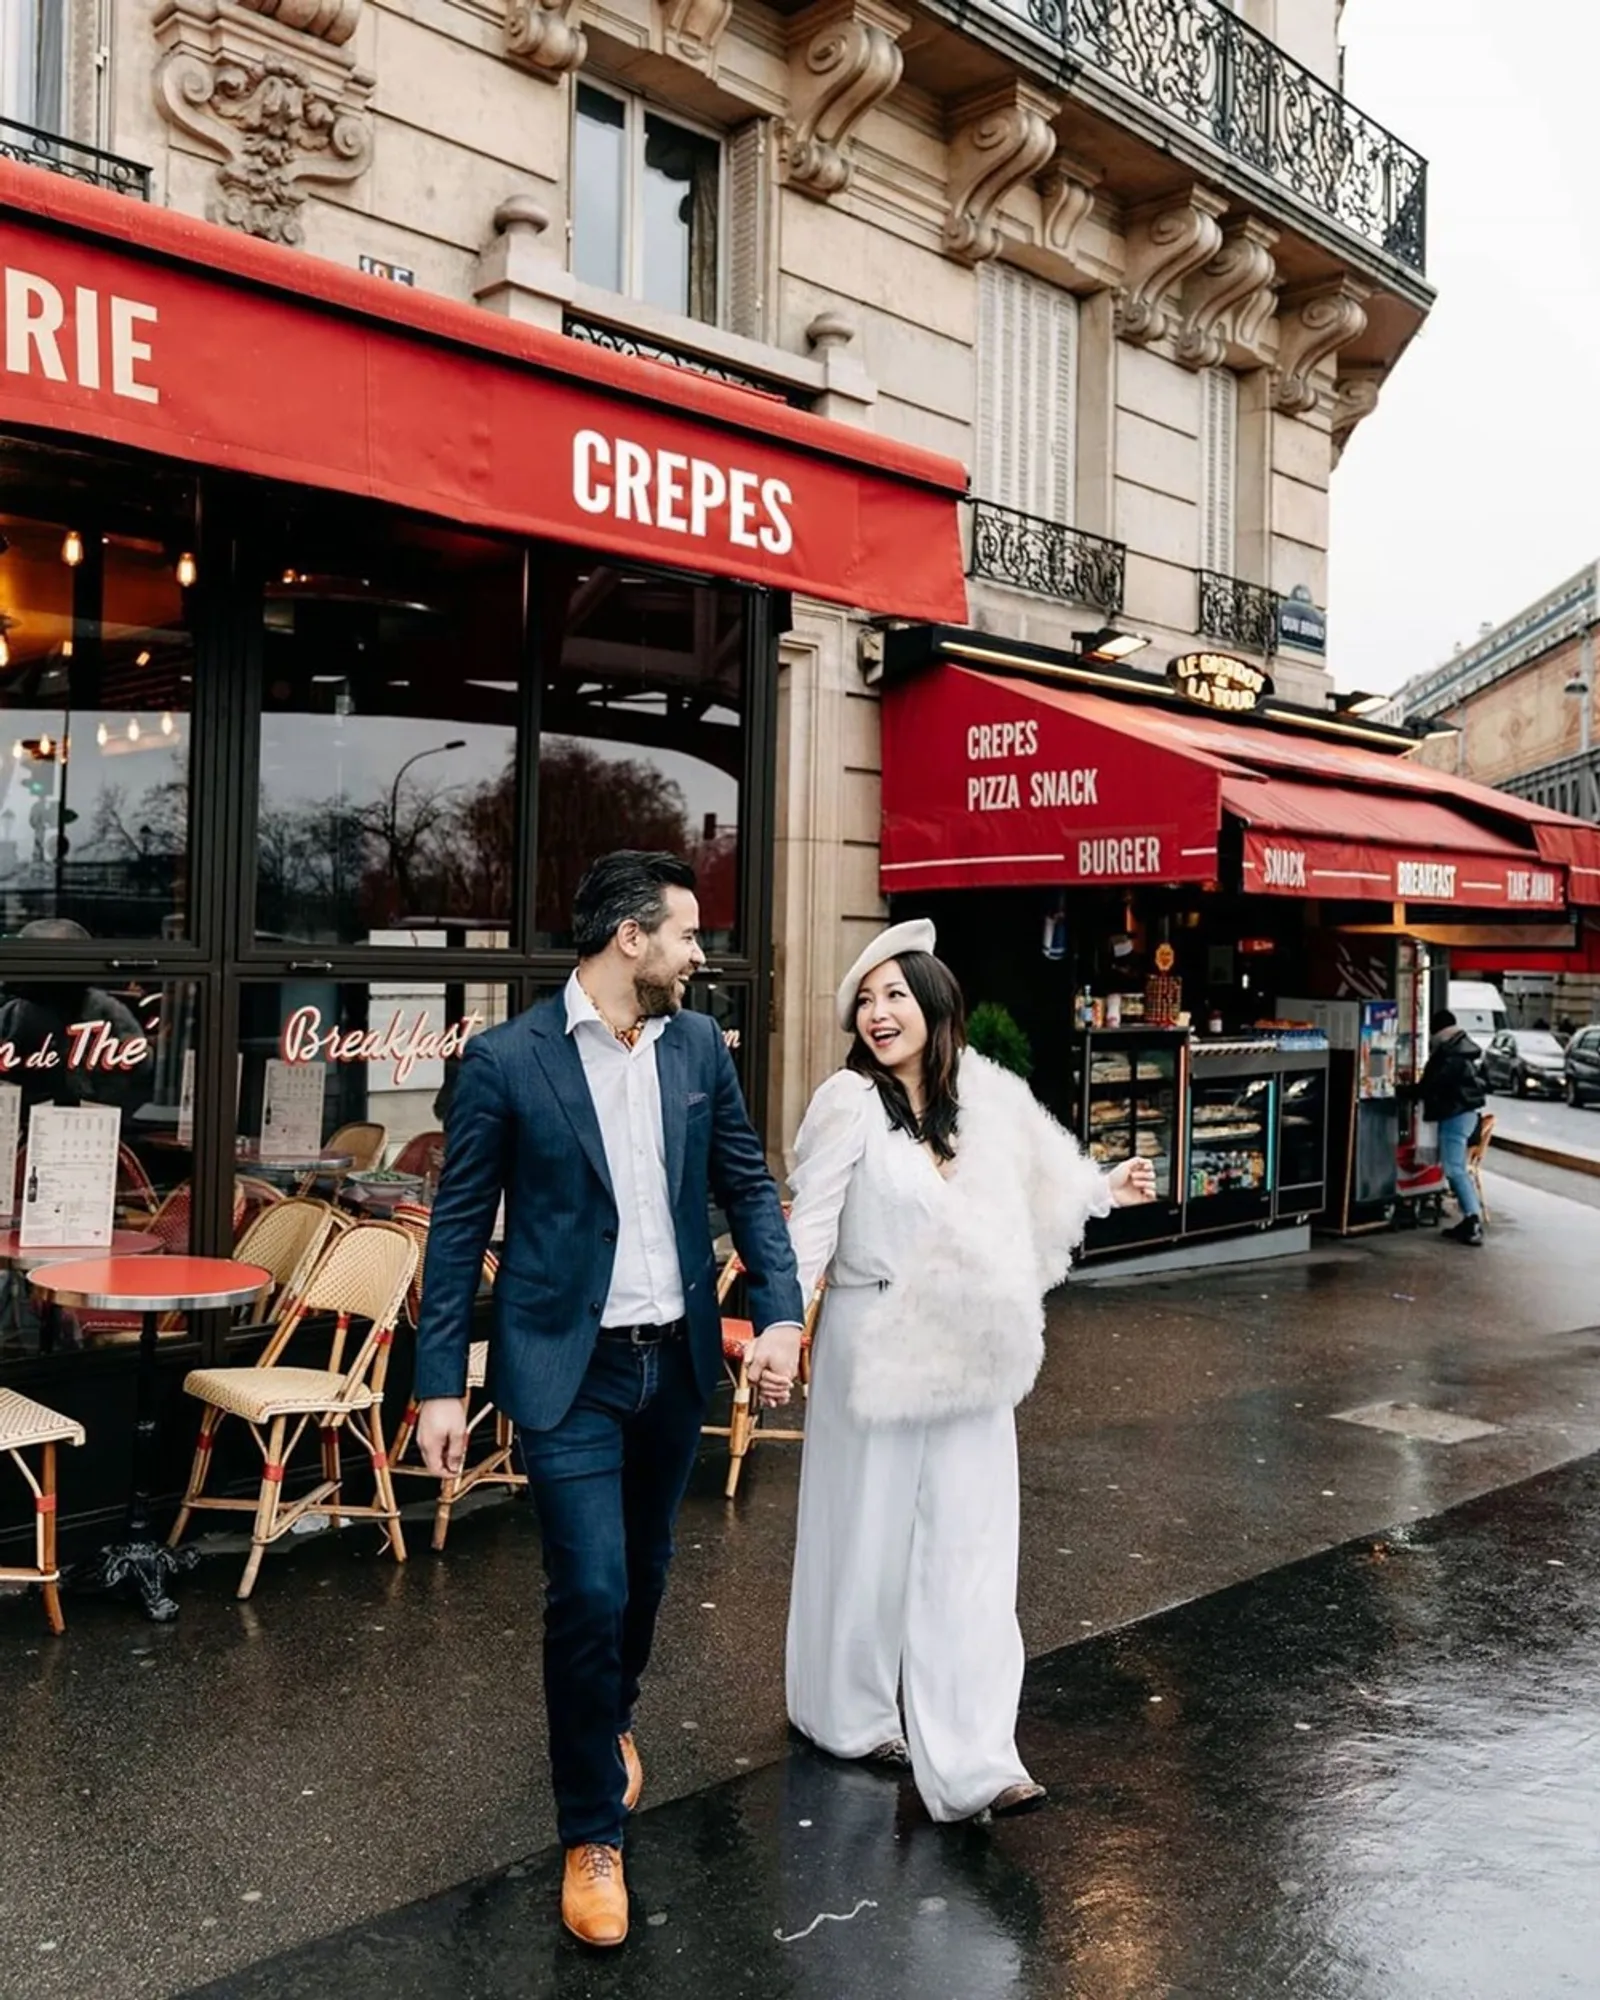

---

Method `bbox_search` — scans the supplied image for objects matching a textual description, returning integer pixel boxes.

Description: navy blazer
[413,994,804,1431]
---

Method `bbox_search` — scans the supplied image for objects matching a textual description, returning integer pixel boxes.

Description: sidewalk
[192,1452,1600,2000]
[3,1165,1599,1998]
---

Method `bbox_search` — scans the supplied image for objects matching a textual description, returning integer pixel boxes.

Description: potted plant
[967,1001,1034,1079]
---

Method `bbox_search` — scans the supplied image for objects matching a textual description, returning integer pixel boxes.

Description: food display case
[1186,1049,1276,1232]
[1068,1028,1186,1255]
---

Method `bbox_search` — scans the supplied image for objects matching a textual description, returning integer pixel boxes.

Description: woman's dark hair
[844,950,966,1163]
[571,850,697,959]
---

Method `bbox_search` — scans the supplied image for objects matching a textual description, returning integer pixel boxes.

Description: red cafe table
[30,1256,272,1622]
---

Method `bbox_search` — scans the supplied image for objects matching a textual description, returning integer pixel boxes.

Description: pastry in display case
[1070,1027,1187,1254]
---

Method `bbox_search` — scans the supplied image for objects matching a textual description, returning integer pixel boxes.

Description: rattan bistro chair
[702,1246,821,1500]
[1467,1112,1496,1225]
[389,1200,523,1549]
[232,1197,337,1321]
[0,1389,85,1634]
[168,1222,418,1599]
[297,1122,386,1197]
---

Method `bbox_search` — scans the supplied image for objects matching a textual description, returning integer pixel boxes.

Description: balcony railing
[563,313,812,408]
[0,117,151,201]
[967,499,1126,612]
[1198,569,1281,656]
[984,0,1426,272]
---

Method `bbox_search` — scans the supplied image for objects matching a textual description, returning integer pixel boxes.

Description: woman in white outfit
[745,920,1154,1822]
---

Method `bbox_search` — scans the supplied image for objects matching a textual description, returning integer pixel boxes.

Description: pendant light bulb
[96,721,108,748]
[127,718,141,743]
[160,711,174,737]
[61,529,84,568]
[0,633,9,669]
[175,551,198,589]
[38,733,51,758]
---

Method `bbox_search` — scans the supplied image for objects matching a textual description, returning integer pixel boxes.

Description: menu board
[260,1059,327,1160]
[19,1103,121,1248]
[0,1082,20,1224]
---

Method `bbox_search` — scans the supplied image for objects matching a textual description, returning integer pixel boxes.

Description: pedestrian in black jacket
[1417,1009,1487,1245]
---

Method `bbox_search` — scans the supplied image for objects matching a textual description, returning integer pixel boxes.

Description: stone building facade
[4,0,1432,1152]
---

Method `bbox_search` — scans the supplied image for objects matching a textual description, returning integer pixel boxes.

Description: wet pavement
[3,1166,1600,1997]
[192,1452,1600,2000]
[1487,1091,1600,1168]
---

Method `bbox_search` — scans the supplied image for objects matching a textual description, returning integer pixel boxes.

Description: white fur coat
[787,1052,1113,1427]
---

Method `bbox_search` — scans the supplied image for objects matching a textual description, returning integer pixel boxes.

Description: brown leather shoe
[619,1732,644,1813]
[562,1844,628,1947]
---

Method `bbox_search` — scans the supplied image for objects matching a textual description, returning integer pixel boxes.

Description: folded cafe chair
[389,1200,524,1549]
[168,1221,418,1599]
[702,1245,822,1499]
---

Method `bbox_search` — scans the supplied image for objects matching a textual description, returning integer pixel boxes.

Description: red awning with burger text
[0,164,968,622]
[880,664,1594,915]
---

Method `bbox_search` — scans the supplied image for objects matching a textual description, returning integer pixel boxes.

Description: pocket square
[686,1090,709,1107]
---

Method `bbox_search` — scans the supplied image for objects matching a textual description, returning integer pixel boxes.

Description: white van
[1447,979,1509,1051]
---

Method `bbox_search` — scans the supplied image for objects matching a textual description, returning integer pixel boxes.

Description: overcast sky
[1328,0,1600,694]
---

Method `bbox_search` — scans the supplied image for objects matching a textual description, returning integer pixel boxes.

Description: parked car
[1482,1028,1567,1097]
[1565,1025,1600,1107]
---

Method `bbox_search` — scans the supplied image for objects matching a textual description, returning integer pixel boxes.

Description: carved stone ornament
[1175,217,1278,371]
[943,83,1060,267]
[505,0,586,82]
[1038,152,1102,268]
[1331,364,1384,461]
[781,0,911,202]
[1115,187,1228,347]
[153,1,374,247]
[655,0,734,72]
[236,0,362,42]
[1274,277,1371,415]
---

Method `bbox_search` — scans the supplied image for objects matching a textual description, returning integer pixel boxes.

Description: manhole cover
[1329,1401,1503,1445]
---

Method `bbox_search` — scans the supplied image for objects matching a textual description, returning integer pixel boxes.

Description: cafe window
[255,508,523,948]
[573,81,722,324]
[0,972,202,1368]
[0,453,197,942]
[0,0,65,135]
[536,565,746,952]
[235,978,513,1200]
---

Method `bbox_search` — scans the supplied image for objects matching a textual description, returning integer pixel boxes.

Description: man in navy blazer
[415,851,803,1948]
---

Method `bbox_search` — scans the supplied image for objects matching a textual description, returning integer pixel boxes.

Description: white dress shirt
[565,971,686,1327]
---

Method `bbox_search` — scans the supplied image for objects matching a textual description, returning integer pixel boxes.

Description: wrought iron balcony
[563,313,812,408]
[983,0,1426,272]
[967,499,1126,613]
[1197,569,1281,656]
[0,117,151,201]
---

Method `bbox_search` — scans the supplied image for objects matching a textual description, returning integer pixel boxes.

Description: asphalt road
[1483,1089,1600,1163]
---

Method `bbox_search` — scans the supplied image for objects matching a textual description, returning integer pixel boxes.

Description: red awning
[880,663,1597,915]
[1226,775,1567,911]
[879,666,1230,892]
[0,164,968,621]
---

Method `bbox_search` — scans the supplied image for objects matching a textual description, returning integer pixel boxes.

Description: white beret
[834,918,938,1031]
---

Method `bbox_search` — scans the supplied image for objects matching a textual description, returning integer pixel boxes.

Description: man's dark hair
[572,850,697,959]
[1430,1008,1457,1034]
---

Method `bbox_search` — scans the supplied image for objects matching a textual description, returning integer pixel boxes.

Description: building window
[255,503,523,950]
[535,564,746,954]
[0,447,198,942]
[1197,366,1239,576]
[976,264,1078,524]
[573,82,722,325]
[0,0,64,133]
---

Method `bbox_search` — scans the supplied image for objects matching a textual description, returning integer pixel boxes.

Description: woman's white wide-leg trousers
[785,1298,1032,1822]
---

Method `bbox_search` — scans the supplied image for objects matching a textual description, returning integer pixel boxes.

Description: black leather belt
[598,1318,686,1347]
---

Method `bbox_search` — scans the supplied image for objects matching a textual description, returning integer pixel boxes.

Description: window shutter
[1197,366,1238,575]
[977,263,1078,523]
[724,119,773,342]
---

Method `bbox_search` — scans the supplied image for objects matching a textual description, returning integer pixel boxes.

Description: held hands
[743,1324,803,1408]
[417,1396,470,1478]
[1108,1156,1159,1206]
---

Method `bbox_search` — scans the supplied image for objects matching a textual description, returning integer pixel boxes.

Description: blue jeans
[517,1333,707,1850]
[1438,1109,1482,1220]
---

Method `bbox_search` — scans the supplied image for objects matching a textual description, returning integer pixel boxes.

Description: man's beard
[634,967,684,1018]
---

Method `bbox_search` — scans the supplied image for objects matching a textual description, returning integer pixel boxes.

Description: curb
[1490,1132,1600,1180]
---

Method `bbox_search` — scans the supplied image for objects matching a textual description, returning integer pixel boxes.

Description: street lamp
[385,739,466,905]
